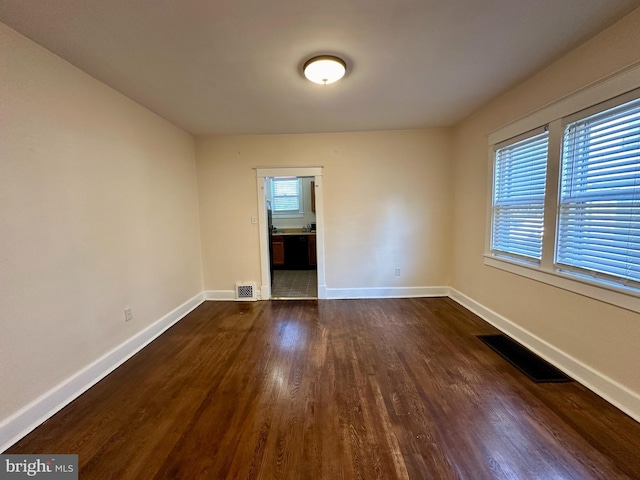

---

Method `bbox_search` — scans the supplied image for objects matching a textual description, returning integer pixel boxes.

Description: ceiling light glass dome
[303,56,346,85]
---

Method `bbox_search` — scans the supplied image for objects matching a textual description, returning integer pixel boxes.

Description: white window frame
[269,177,304,218]
[484,64,640,314]
[555,92,640,290]
[490,126,549,265]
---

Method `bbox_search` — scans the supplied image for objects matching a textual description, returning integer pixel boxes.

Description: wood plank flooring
[7,298,640,479]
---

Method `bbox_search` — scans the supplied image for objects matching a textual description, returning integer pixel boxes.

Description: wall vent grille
[235,282,257,301]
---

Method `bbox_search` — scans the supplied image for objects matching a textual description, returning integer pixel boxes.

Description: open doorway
[268,176,317,298]
[256,167,325,300]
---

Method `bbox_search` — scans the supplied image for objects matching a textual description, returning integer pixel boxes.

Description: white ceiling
[1,1,639,135]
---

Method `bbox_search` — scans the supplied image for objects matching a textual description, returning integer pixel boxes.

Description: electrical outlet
[395,267,401,276]
[251,216,257,224]
[124,307,133,322]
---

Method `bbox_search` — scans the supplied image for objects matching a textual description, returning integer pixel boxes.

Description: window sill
[483,254,640,314]
[273,212,304,219]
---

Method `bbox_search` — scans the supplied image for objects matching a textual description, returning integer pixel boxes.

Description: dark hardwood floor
[7,298,640,479]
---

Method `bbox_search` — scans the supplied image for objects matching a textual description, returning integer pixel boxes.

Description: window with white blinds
[271,177,302,214]
[486,83,640,312]
[556,97,640,288]
[491,130,549,262]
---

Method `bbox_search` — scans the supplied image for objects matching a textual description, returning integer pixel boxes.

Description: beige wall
[196,129,453,292]
[451,9,640,395]
[0,23,203,420]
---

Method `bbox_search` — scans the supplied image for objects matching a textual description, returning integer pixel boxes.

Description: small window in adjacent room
[270,177,304,217]
[556,96,640,289]
[491,128,549,263]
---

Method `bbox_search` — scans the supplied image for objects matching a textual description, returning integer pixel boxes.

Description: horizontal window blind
[272,178,300,212]
[492,130,549,261]
[557,97,640,286]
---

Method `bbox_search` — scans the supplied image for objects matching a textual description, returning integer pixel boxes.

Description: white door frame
[256,167,326,299]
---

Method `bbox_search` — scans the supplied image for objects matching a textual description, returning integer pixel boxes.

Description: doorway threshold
[270,296,318,301]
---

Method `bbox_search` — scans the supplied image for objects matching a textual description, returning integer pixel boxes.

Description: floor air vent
[477,334,572,383]
[235,282,257,301]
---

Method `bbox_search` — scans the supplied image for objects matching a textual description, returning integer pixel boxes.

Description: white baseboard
[448,288,640,423]
[0,292,205,453]
[318,285,327,299]
[325,286,449,299]
[204,289,264,301]
[203,290,236,301]
[260,285,270,300]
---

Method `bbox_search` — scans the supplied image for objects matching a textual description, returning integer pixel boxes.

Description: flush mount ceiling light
[303,55,346,85]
